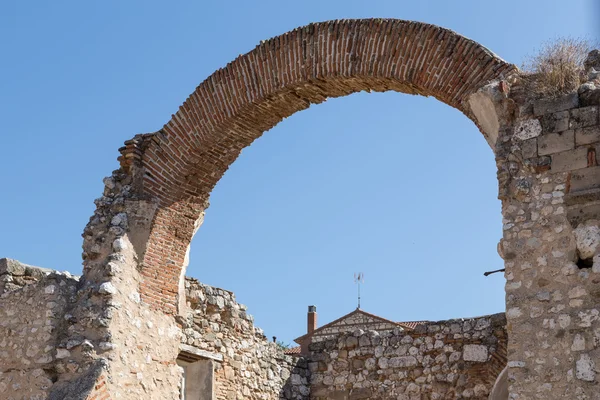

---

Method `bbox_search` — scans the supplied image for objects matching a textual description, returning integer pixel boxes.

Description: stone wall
[0,257,309,400]
[0,259,79,400]
[496,70,600,397]
[307,314,507,399]
[182,277,309,399]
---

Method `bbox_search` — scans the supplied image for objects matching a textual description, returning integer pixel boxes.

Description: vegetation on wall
[521,38,595,98]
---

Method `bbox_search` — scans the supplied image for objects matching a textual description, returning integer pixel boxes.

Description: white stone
[572,334,586,351]
[129,291,141,303]
[569,286,587,299]
[65,339,81,350]
[110,213,128,227]
[389,356,417,368]
[103,176,115,189]
[112,238,128,252]
[578,309,600,327]
[55,349,70,359]
[463,345,488,362]
[507,307,522,319]
[365,358,376,370]
[106,262,121,276]
[574,221,600,260]
[508,360,526,368]
[82,340,94,349]
[576,354,596,382]
[378,357,389,369]
[514,119,542,140]
[98,282,117,295]
[44,285,55,295]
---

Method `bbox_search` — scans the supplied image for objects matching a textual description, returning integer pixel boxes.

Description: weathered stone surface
[538,130,574,156]
[0,265,79,398]
[534,93,579,115]
[309,315,506,400]
[575,125,600,145]
[551,147,589,172]
[541,110,570,133]
[570,106,599,129]
[514,119,542,140]
[521,138,538,158]
[98,282,117,295]
[0,258,27,276]
[575,353,596,382]
[573,220,600,260]
[181,278,308,400]
[579,82,600,107]
[463,344,489,362]
[584,50,600,72]
[569,166,600,193]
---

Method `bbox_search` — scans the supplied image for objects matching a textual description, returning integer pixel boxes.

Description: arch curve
[108,19,516,312]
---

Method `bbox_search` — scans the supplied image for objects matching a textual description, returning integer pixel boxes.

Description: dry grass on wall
[521,38,595,98]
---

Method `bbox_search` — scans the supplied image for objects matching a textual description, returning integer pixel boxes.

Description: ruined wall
[182,277,309,400]
[0,257,309,400]
[0,259,78,400]
[308,314,506,399]
[496,71,600,398]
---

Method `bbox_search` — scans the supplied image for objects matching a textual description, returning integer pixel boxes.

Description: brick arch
[116,19,516,313]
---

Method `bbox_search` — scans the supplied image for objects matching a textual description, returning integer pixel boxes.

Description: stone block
[567,200,600,227]
[514,119,542,140]
[521,138,537,159]
[525,156,552,173]
[570,106,599,129]
[576,353,596,382]
[576,126,600,145]
[538,130,574,156]
[0,258,26,276]
[533,93,579,116]
[579,83,600,107]
[569,166,600,193]
[551,147,589,173]
[541,111,569,133]
[463,344,488,362]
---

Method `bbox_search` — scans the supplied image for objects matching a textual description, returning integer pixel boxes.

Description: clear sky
[1,1,597,345]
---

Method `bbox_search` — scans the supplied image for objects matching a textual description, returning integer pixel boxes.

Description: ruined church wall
[182,278,309,400]
[0,259,78,400]
[308,314,507,400]
[497,82,600,398]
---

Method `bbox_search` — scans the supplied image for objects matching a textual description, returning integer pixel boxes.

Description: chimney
[307,305,317,334]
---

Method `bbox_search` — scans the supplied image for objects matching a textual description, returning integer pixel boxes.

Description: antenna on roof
[354,272,364,309]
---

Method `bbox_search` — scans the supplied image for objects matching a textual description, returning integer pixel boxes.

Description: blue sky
[1,1,597,344]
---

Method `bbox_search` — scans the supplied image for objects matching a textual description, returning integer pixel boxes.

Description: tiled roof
[294,308,401,343]
[284,346,301,355]
[398,321,429,330]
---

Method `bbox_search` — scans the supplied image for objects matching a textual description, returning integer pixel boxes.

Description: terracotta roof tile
[397,321,429,330]
[284,346,301,355]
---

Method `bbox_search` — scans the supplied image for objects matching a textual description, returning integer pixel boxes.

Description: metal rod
[483,268,505,277]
